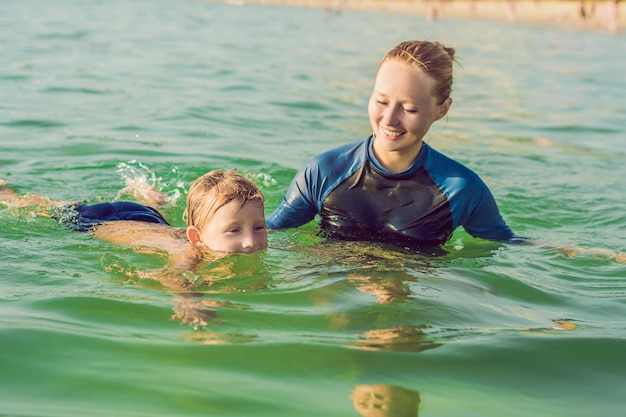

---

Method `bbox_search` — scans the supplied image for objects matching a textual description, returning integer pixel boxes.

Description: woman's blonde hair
[183,169,264,231]
[380,40,456,105]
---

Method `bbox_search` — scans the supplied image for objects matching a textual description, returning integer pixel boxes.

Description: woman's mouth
[381,127,403,139]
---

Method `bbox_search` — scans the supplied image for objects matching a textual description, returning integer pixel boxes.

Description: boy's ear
[437,97,452,120]
[186,226,202,245]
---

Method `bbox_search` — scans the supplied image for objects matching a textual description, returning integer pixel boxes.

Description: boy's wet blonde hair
[380,40,456,105]
[183,169,264,231]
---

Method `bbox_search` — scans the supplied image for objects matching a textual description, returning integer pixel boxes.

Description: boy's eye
[226,228,241,234]
[255,225,267,232]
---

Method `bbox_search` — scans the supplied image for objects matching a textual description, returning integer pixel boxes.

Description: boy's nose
[241,231,259,250]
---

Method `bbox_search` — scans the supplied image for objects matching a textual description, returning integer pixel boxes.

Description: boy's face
[195,200,267,253]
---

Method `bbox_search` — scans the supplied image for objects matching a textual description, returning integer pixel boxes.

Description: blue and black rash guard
[267,135,517,246]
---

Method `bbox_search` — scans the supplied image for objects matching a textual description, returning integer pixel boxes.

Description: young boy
[1,170,268,327]
[1,169,268,273]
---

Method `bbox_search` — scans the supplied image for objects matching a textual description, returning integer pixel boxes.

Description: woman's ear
[437,97,452,120]
[186,226,202,245]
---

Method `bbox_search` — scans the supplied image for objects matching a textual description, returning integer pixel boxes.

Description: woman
[267,40,519,249]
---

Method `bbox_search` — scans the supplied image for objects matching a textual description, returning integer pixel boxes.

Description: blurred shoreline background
[213,0,624,33]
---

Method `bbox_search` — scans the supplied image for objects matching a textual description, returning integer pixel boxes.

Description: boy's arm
[92,221,188,253]
[115,181,170,208]
[0,180,68,212]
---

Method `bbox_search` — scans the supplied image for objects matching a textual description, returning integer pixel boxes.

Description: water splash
[115,161,184,206]
[243,171,277,187]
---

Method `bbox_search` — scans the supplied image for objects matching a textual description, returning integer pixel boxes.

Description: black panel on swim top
[319,161,453,246]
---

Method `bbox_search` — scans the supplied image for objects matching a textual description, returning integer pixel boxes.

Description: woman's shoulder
[310,136,369,164]
[422,144,488,195]
[289,137,371,198]
[423,143,480,178]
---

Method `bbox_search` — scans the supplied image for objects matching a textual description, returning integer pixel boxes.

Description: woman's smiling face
[368,59,451,172]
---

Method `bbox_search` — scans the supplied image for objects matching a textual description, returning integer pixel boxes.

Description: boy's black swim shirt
[53,201,169,232]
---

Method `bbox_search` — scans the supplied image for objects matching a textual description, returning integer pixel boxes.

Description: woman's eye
[403,107,417,113]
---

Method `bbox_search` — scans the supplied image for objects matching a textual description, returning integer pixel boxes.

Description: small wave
[268,100,329,110]
[35,30,88,40]
[2,119,65,128]
[43,86,110,95]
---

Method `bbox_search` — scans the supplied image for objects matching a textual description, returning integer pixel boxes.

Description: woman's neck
[372,140,423,173]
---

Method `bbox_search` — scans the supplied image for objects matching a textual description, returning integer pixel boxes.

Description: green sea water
[1,0,625,416]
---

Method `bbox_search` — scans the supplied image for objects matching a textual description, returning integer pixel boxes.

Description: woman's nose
[381,105,399,125]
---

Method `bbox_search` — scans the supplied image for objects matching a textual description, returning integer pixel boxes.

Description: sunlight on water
[1,0,625,416]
